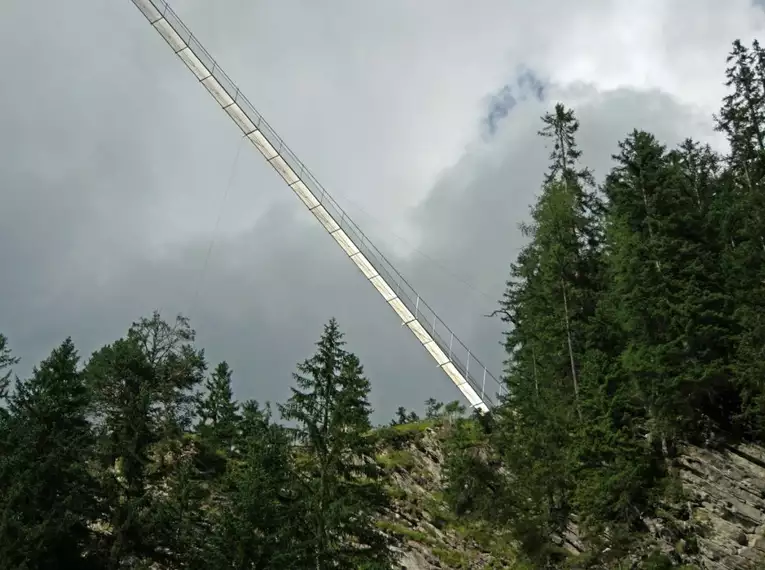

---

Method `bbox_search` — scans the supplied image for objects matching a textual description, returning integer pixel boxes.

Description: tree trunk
[639,178,662,273]
[561,280,582,421]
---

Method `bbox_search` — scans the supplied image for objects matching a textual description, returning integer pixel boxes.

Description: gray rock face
[552,442,765,569]
[556,443,765,568]
[674,443,765,569]
[380,423,765,569]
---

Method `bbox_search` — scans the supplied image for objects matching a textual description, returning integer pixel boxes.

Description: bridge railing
[131,0,504,410]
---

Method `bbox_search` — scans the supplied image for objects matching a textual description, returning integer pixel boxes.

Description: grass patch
[384,484,408,501]
[390,419,436,434]
[453,522,492,545]
[422,494,457,529]
[375,520,435,545]
[372,420,437,448]
[432,546,471,569]
[376,449,416,471]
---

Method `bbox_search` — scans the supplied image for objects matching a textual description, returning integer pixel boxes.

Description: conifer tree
[491,104,605,564]
[391,406,408,425]
[442,413,505,521]
[715,39,765,435]
[197,361,239,446]
[0,338,101,570]
[523,103,604,415]
[602,130,734,441]
[85,312,207,569]
[716,40,765,193]
[204,400,305,569]
[390,406,419,425]
[280,319,395,570]
[0,333,18,402]
[195,360,240,479]
[424,397,444,419]
[152,444,210,570]
[444,400,466,424]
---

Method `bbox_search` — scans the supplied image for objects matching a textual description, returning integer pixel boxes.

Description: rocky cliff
[662,443,765,569]
[373,421,765,569]
[373,420,517,569]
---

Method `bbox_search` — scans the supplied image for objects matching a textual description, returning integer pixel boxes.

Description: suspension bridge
[129,0,503,413]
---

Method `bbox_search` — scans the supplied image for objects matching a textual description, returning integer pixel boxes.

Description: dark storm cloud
[3,197,459,419]
[406,85,720,384]
[0,0,463,422]
[484,68,547,136]
[1,0,761,423]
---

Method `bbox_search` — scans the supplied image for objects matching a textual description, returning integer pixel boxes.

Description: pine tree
[533,103,604,415]
[85,312,207,569]
[715,39,765,436]
[0,333,18,402]
[0,338,101,570]
[280,319,395,570]
[602,130,734,442]
[442,414,506,521]
[425,398,444,419]
[198,361,239,446]
[204,400,305,569]
[715,40,765,195]
[195,360,240,480]
[444,400,466,424]
[152,443,210,570]
[391,406,408,425]
[490,104,607,564]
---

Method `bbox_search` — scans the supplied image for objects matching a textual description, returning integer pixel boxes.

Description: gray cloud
[406,85,720,382]
[1,0,763,422]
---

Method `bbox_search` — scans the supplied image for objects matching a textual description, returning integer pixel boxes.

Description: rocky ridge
[373,420,765,569]
[372,420,516,569]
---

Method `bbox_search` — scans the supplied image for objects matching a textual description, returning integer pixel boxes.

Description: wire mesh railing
[131,0,504,409]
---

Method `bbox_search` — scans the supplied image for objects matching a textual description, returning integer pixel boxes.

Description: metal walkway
[129,0,502,412]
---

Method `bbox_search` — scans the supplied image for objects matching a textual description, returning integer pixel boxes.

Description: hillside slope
[375,420,765,570]
[373,420,518,569]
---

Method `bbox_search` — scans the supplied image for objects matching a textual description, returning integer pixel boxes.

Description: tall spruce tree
[0,333,17,402]
[492,104,604,565]
[716,39,765,194]
[151,442,210,570]
[442,413,506,521]
[195,361,241,479]
[530,103,604,415]
[85,312,206,569]
[280,319,395,570]
[197,361,239,446]
[0,338,101,570]
[498,103,604,424]
[602,130,734,442]
[715,39,765,435]
[204,400,305,569]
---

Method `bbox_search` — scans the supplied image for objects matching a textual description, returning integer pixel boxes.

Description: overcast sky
[1,0,764,422]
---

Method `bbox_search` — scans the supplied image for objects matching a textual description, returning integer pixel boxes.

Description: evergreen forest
[1,38,764,569]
